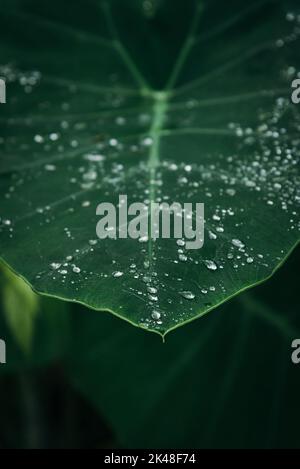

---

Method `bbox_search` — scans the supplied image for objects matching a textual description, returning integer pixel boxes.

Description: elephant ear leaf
[0,0,299,336]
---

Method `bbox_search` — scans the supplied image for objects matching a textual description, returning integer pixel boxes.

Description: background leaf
[1,264,39,354]
[66,246,300,448]
[0,248,299,448]
[0,267,71,372]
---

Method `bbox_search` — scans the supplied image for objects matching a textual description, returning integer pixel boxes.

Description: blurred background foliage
[0,245,299,448]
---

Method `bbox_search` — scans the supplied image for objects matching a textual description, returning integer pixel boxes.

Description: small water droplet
[180,291,195,300]
[112,271,123,278]
[143,137,153,146]
[34,134,44,143]
[176,239,185,247]
[116,116,126,126]
[149,295,158,302]
[49,132,59,141]
[232,238,245,249]
[45,164,56,171]
[84,153,105,162]
[109,138,118,147]
[204,260,218,271]
[143,276,151,283]
[151,310,161,320]
[226,188,236,196]
[179,254,187,262]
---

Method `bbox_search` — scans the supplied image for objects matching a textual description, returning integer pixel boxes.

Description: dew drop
[82,200,91,207]
[176,239,185,247]
[151,310,161,321]
[232,239,245,249]
[45,164,56,171]
[149,295,158,302]
[179,254,188,262]
[84,153,105,162]
[109,138,118,147]
[49,132,59,141]
[112,271,123,278]
[143,137,153,146]
[89,239,98,246]
[180,291,195,300]
[204,260,218,271]
[208,231,217,240]
[226,188,236,196]
[34,134,44,143]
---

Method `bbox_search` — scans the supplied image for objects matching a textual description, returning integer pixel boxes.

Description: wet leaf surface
[0,0,299,334]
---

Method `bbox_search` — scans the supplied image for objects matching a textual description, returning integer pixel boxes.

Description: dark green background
[0,0,300,448]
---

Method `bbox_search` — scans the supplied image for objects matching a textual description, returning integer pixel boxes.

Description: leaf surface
[0,0,299,334]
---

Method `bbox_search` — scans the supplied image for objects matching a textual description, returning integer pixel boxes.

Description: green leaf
[1,263,39,354]
[66,248,300,448]
[0,280,71,371]
[0,0,299,335]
